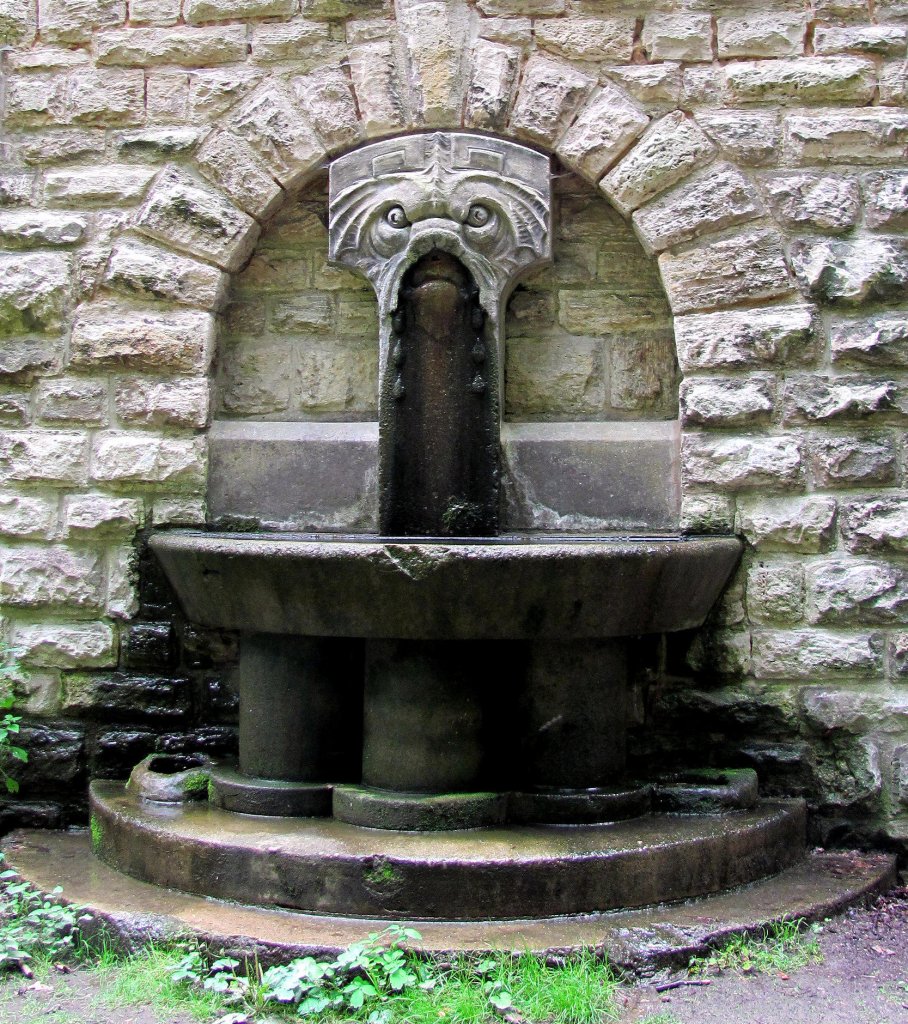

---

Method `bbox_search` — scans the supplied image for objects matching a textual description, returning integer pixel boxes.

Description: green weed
[689,918,823,976]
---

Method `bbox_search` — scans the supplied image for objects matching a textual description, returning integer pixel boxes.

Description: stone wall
[0,0,907,853]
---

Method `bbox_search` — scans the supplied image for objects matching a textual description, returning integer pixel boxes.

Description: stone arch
[70,37,815,535]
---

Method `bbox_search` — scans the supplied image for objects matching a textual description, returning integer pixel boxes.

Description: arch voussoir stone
[135,165,259,274]
[599,111,716,216]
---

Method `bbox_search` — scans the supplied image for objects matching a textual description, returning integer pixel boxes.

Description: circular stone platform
[1,829,896,968]
[91,781,808,921]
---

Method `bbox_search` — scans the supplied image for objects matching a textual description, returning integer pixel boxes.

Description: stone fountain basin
[150,532,742,640]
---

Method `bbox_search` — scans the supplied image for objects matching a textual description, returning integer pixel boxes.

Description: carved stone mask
[328,133,552,329]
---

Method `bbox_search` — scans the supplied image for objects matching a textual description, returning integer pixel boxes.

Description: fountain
[75,133,862,937]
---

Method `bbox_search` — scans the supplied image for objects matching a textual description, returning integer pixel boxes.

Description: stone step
[1,828,895,969]
[89,781,807,919]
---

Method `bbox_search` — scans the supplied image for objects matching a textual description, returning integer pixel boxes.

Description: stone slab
[208,420,680,533]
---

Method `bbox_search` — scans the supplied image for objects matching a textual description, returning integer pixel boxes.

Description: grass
[688,918,823,976]
[92,945,238,1021]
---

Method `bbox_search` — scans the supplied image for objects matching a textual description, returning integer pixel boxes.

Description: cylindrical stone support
[362,640,485,793]
[239,633,362,783]
[520,640,628,790]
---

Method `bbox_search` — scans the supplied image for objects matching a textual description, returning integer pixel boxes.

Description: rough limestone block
[0,0,37,43]
[91,434,206,488]
[349,42,407,136]
[0,253,70,336]
[0,545,104,609]
[600,112,715,216]
[696,110,780,167]
[642,13,712,62]
[841,497,908,553]
[762,174,860,233]
[250,21,336,65]
[680,494,736,535]
[0,339,62,382]
[736,495,838,552]
[782,375,895,423]
[558,290,669,332]
[217,340,293,415]
[879,61,908,105]
[608,329,678,414]
[36,378,107,425]
[605,65,682,111]
[0,210,86,247]
[504,338,604,417]
[465,39,521,131]
[682,434,803,492]
[477,15,531,45]
[64,495,143,536]
[632,162,763,255]
[658,228,793,314]
[66,68,145,126]
[808,560,908,626]
[61,671,190,718]
[44,166,156,205]
[0,430,88,484]
[397,0,470,127]
[0,495,58,539]
[152,497,206,526]
[292,66,362,152]
[831,313,908,367]
[681,66,725,107]
[725,57,877,105]
[862,171,908,229]
[38,0,124,43]
[680,375,775,427]
[806,433,897,487]
[229,85,326,191]
[557,85,649,182]
[0,173,33,206]
[477,0,563,13]
[717,12,806,58]
[15,131,107,166]
[747,563,805,623]
[195,131,284,221]
[752,629,881,678]
[269,294,334,333]
[536,16,635,62]
[95,25,247,66]
[0,394,31,425]
[130,0,182,25]
[105,237,227,310]
[814,25,908,56]
[14,622,118,669]
[784,110,908,164]
[3,74,66,127]
[185,67,263,124]
[184,0,295,21]
[136,167,259,272]
[114,377,209,430]
[510,54,595,147]
[70,303,215,375]
[106,544,139,618]
[789,238,908,305]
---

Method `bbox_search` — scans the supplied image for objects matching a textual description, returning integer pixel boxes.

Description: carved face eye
[385,205,409,229]
[465,204,491,227]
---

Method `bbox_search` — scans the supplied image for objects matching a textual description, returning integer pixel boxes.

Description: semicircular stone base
[90,782,806,922]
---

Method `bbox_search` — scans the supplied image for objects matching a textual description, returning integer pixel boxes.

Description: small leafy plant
[0,853,84,972]
[0,642,27,795]
[260,924,425,1017]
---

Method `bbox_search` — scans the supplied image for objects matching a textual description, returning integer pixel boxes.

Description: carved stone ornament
[328,132,552,348]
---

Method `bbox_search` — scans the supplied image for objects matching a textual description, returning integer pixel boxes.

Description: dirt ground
[1,889,906,1024]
